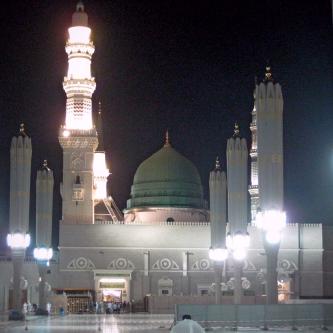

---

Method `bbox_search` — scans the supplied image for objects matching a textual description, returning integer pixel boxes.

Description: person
[171,314,205,333]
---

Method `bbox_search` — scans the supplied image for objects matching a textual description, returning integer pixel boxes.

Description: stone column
[264,243,279,304]
[142,252,150,297]
[38,266,47,310]
[12,251,24,310]
[233,260,242,304]
[214,264,222,304]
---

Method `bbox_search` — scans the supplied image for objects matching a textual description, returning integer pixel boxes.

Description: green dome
[126,144,205,209]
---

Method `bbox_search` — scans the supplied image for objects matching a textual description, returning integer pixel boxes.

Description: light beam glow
[255,210,286,244]
[209,248,228,261]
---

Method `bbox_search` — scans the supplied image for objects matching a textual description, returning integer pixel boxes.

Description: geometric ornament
[152,258,180,270]
[107,258,135,270]
[192,259,211,271]
[67,257,95,270]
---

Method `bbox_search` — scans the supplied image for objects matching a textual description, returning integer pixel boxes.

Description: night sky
[0,1,333,247]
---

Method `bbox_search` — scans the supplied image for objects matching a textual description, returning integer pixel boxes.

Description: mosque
[0,2,332,314]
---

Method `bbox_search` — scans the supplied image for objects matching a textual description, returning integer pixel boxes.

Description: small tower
[9,123,32,235]
[35,160,54,311]
[227,123,248,234]
[59,2,98,224]
[209,156,227,305]
[209,156,227,251]
[8,124,32,312]
[256,65,284,211]
[36,160,54,249]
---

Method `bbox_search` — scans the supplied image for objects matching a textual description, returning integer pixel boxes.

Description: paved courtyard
[0,314,330,332]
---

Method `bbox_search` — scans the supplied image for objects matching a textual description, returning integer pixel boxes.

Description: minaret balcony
[248,185,259,196]
[63,78,96,95]
[66,43,95,56]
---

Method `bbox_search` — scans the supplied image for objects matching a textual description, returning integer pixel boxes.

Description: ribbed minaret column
[249,86,259,222]
[93,102,109,201]
[227,124,248,304]
[9,124,32,312]
[36,160,54,311]
[59,2,98,224]
[256,66,284,304]
[209,158,227,304]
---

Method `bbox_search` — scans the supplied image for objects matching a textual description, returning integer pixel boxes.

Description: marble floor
[0,314,329,332]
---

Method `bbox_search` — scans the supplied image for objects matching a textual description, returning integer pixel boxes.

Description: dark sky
[0,0,333,246]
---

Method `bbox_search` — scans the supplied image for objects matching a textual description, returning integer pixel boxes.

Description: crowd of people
[96,301,129,314]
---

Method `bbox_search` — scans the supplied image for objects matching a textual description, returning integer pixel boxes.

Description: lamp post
[255,210,286,303]
[256,66,284,304]
[8,124,32,318]
[34,160,54,313]
[209,157,228,304]
[7,233,31,313]
[226,124,249,304]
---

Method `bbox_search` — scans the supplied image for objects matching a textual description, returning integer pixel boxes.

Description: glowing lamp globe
[62,129,70,137]
[255,210,286,244]
[265,231,281,244]
[33,248,53,261]
[7,233,31,249]
[233,248,247,261]
[209,248,228,262]
[226,232,250,261]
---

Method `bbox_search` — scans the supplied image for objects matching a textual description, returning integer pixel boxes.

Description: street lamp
[255,209,286,304]
[209,247,228,262]
[226,231,250,261]
[33,247,53,266]
[255,210,286,244]
[7,233,31,249]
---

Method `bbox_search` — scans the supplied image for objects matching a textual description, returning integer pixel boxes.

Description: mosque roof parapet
[94,220,210,226]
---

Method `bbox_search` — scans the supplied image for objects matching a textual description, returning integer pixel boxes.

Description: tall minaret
[59,2,98,224]
[249,81,259,222]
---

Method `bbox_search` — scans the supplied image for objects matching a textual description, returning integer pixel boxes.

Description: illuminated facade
[249,88,259,222]
[0,1,333,315]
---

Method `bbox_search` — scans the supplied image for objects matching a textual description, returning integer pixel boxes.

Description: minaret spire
[19,123,26,137]
[215,156,221,171]
[263,64,273,82]
[233,122,240,137]
[164,129,171,147]
[63,2,95,130]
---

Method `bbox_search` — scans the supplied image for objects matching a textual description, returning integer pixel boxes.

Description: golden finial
[215,156,221,171]
[264,65,273,82]
[76,1,85,12]
[164,129,170,147]
[233,122,240,137]
[19,123,26,137]
[42,159,50,171]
